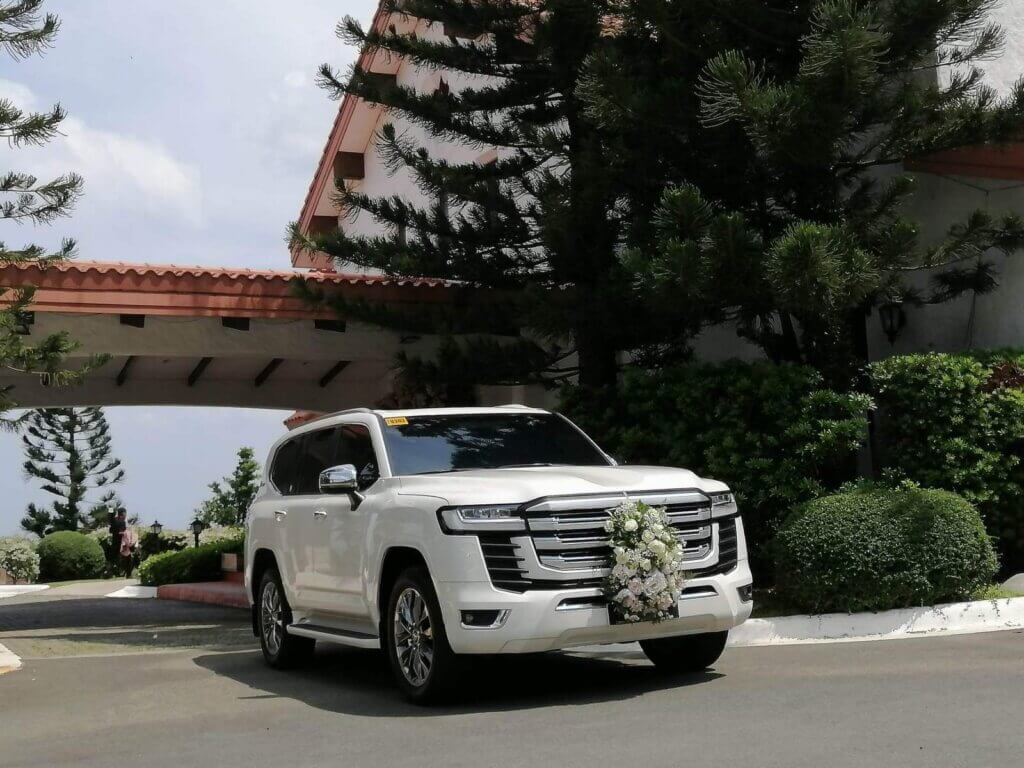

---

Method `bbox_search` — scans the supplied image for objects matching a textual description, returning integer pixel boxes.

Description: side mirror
[319,464,359,494]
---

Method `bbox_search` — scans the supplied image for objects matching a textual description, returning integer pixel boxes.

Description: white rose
[649,539,667,556]
[641,558,652,571]
[624,519,638,532]
[642,530,654,543]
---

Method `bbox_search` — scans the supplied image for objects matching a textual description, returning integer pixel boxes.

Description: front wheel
[640,631,729,673]
[384,567,461,704]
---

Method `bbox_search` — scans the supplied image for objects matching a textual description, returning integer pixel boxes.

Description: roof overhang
[292,2,411,268]
[905,140,1024,181]
[0,260,456,320]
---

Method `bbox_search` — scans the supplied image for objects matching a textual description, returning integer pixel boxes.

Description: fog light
[460,609,510,629]
[737,583,753,603]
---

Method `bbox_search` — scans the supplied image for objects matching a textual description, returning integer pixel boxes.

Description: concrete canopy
[0,261,457,411]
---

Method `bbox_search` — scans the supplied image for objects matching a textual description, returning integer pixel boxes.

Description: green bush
[869,352,1024,573]
[774,486,998,613]
[0,536,40,583]
[562,361,871,579]
[138,530,189,559]
[36,531,106,582]
[138,534,244,587]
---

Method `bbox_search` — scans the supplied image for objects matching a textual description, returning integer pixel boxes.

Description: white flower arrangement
[604,500,685,623]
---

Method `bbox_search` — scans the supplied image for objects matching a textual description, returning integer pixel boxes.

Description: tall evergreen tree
[196,446,261,527]
[294,0,634,398]
[1,0,86,428]
[583,0,1024,384]
[20,407,124,536]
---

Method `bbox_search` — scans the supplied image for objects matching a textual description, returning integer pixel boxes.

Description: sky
[0,0,379,535]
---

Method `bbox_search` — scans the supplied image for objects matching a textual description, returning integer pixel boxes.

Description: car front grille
[478,492,740,593]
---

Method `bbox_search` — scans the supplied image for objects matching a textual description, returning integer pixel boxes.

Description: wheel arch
[376,546,429,634]
[249,548,278,636]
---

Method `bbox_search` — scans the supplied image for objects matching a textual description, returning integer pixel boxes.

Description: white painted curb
[0,585,49,599]
[0,642,21,674]
[728,597,1024,646]
[106,585,157,599]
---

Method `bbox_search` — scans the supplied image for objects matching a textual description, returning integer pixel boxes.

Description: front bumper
[436,561,753,654]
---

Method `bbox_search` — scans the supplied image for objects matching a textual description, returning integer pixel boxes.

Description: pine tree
[196,447,261,527]
[20,407,125,536]
[582,0,1024,384]
[1,0,86,429]
[293,0,634,397]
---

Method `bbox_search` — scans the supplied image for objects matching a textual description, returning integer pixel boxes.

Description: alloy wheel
[393,587,434,687]
[261,581,284,655]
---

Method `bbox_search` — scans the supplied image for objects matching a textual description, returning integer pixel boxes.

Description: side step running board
[287,623,381,649]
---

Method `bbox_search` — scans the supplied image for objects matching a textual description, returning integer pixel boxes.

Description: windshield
[380,413,610,476]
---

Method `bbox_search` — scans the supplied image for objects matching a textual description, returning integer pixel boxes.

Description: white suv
[245,405,752,702]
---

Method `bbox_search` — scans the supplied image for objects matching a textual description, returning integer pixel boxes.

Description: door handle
[313,509,328,518]
[273,509,287,521]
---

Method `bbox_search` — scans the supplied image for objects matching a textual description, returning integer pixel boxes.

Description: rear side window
[270,438,301,495]
[292,427,339,495]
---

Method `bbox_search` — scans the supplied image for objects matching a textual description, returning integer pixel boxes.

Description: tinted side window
[336,424,379,489]
[270,438,301,495]
[293,427,339,495]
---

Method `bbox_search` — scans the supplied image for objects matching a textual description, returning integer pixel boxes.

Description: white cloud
[3,78,203,227]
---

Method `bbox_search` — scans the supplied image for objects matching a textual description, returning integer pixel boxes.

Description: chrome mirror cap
[319,464,358,494]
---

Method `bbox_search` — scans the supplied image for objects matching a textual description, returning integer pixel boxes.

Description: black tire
[640,631,729,673]
[384,566,461,704]
[256,566,315,669]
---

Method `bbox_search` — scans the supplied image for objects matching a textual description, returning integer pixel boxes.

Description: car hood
[395,464,727,506]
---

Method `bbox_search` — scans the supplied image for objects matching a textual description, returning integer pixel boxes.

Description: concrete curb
[0,585,49,600]
[106,585,158,599]
[728,597,1024,647]
[0,642,21,675]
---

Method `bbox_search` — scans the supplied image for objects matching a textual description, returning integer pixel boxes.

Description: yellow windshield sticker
[385,416,409,426]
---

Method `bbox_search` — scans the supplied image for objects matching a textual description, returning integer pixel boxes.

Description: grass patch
[749,584,1023,618]
[970,584,1024,601]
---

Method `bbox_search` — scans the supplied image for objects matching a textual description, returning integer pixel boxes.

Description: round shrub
[774,486,998,613]
[0,537,40,583]
[36,531,106,582]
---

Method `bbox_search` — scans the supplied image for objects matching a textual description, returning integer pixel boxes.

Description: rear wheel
[384,566,461,704]
[640,631,729,673]
[257,567,315,669]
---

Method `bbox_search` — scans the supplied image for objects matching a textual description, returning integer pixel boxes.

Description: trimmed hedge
[869,351,1024,573]
[0,536,40,583]
[36,531,106,582]
[774,486,998,613]
[138,534,244,587]
[562,361,871,579]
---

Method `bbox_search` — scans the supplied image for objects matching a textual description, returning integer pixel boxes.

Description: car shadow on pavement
[192,644,724,716]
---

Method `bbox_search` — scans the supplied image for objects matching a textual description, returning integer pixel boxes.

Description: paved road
[0,595,1022,768]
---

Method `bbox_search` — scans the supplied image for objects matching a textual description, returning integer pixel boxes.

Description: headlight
[709,491,737,518]
[438,504,526,534]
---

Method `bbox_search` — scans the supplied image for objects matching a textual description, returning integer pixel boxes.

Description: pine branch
[0,0,58,60]
[0,171,83,223]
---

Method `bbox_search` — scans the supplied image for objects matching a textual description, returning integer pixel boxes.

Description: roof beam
[116,356,135,386]
[334,152,364,181]
[255,358,283,388]
[187,357,212,387]
[318,360,350,388]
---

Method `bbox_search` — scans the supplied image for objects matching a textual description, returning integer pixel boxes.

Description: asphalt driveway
[0,593,1021,768]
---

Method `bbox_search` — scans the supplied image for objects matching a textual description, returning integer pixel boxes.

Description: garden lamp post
[879,301,907,345]
[150,520,163,536]
[190,517,204,548]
